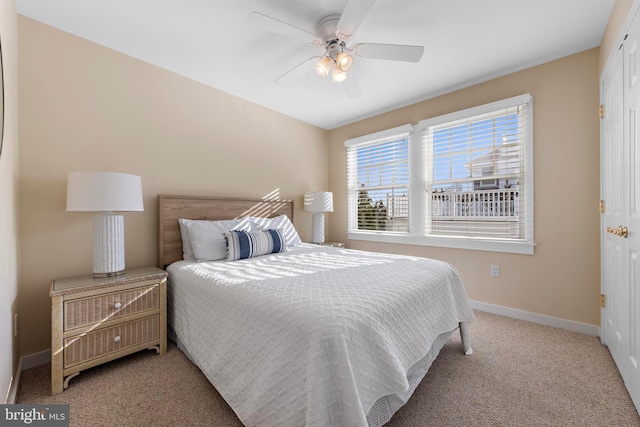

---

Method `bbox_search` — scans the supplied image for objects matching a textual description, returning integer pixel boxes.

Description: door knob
[606,225,628,238]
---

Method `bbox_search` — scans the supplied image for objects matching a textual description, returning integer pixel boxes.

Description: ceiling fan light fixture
[250,5,426,93]
[314,56,332,78]
[332,68,347,83]
[335,52,353,72]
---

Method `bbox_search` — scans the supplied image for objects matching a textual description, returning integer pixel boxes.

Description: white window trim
[347,231,535,255]
[345,95,535,255]
[344,124,414,148]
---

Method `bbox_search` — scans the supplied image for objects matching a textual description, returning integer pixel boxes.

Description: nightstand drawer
[63,315,160,368]
[64,285,159,330]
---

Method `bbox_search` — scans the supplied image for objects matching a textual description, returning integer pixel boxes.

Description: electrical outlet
[490,265,500,277]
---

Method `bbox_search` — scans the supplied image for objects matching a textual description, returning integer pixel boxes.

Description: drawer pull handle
[114,335,121,342]
[114,302,122,309]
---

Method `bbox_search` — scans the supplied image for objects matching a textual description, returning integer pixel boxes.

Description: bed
[157,194,475,427]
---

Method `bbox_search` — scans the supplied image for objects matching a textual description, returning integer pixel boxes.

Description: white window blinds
[418,94,533,241]
[344,95,533,253]
[345,125,412,233]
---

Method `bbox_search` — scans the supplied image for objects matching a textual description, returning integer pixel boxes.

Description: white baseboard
[470,300,601,337]
[5,350,51,404]
[5,359,22,404]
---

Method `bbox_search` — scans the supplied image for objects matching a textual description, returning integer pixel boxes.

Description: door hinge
[600,200,605,213]
[601,294,606,308]
[600,105,605,119]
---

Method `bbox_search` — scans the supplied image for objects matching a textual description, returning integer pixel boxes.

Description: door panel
[602,10,640,412]
[626,26,640,405]
[625,15,640,409]
[602,47,624,368]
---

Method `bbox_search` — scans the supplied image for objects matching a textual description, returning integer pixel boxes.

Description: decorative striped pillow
[225,229,288,261]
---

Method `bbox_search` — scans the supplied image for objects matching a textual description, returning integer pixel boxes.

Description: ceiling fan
[248,0,424,97]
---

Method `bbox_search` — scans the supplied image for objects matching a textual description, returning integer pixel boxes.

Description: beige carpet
[17,311,640,426]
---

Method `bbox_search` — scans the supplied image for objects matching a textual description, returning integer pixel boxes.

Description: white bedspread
[167,244,474,426]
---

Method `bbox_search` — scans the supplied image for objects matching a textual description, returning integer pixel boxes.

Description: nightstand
[310,242,345,248]
[50,266,168,395]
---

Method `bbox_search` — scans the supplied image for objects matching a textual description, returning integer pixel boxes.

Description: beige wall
[328,49,601,326]
[0,0,19,401]
[17,16,329,356]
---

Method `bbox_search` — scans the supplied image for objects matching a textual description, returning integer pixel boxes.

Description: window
[345,95,534,254]
[346,124,412,233]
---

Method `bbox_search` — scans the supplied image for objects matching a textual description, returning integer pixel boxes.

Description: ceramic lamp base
[311,212,326,244]
[93,213,125,277]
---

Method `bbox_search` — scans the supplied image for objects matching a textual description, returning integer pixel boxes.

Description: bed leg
[459,322,473,355]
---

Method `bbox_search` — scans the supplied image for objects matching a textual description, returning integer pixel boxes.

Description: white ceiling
[16,0,615,130]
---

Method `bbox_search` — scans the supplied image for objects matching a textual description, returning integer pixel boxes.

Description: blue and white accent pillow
[250,215,302,247]
[225,229,288,261]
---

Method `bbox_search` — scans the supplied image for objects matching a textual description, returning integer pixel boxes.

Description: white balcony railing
[431,188,519,220]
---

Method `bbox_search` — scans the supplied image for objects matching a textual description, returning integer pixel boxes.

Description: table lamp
[66,171,144,277]
[304,192,333,243]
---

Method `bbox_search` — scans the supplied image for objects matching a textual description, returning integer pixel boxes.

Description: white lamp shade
[66,171,144,212]
[304,192,334,213]
[332,68,347,82]
[314,56,332,78]
[335,52,353,72]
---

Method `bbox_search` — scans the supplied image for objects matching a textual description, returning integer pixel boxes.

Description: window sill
[347,231,535,255]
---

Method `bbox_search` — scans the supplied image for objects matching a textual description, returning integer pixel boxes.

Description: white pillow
[178,219,197,261]
[250,215,302,247]
[183,218,252,262]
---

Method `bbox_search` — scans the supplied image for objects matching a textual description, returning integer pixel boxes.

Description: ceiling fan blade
[353,43,424,62]
[248,12,319,44]
[336,0,376,40]
[274,57,320,85]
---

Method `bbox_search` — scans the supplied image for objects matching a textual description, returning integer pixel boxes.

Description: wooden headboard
[157,195,294,269]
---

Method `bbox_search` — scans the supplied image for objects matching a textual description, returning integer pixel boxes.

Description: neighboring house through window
[345,94,534,254]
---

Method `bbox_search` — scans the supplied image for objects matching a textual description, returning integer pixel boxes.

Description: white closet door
[601,9,640,412]
[623,10,640,408]
[601,44,625,370]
